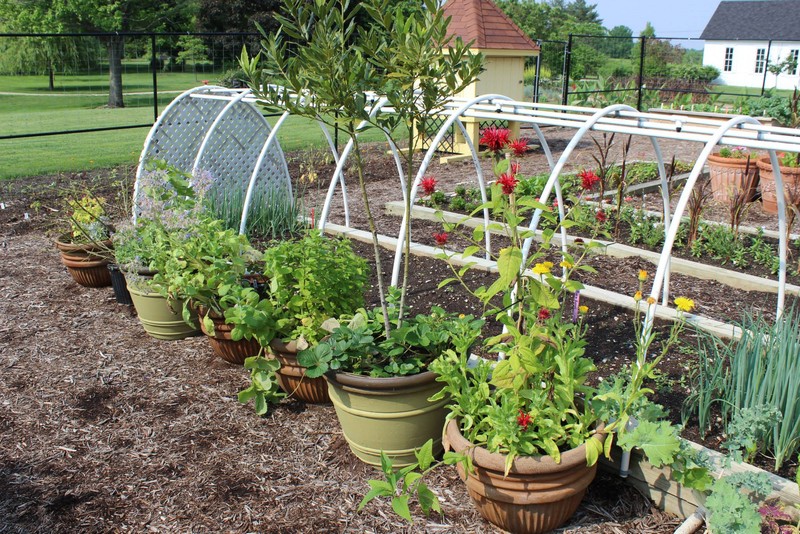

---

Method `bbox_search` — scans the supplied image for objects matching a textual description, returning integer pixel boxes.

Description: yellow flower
[674,297,695,312]
[579,305,588,314]
[533,262,551,275]
[458,313,465,319]
[633,290,642,301]
[646,296,656,305]
[638,269,648,282]
[559,260,573,269]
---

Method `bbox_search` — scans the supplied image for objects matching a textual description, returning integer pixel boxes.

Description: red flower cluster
[497,172,518,195]
[538,308,551,321]
[480,126,511,152]
[510,162,521,175]
[595,209,607,223]
[578,169,600,190]
[420,176,437,196]
[517,410,532,430]
[433,232,448,246]
[509,138,528,156]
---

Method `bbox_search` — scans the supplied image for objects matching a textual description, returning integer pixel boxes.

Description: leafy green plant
[64,193,113,243]
[705,472,773,534]
[263,230,368,345]
[238,354,283,415]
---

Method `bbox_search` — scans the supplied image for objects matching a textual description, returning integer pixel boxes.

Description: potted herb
[112,165,215,340]
[757,151,800,214]
[55,193,114,288]
[239,230,368,407]
[297,301,483,467]
[358,162,697,532]
[707,145,759,203]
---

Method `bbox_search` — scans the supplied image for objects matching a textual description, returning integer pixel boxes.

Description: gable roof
[701,1,800,41]
[442,0,539,52]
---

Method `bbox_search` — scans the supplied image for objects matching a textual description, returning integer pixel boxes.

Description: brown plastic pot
[707,153,759,203]
[198,311,262,365]
[444,419,606,534]
[269,338,329,403]
[324,370,448,467]
[756,155,800,214]
[55,236,112,287]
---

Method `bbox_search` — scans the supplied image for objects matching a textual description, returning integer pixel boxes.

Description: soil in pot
[55,237,112,288]
[198,313,261,365]
[127,282,200,341]
[444,419,606,534]
[269,338,329,403]
[325,370,449,467]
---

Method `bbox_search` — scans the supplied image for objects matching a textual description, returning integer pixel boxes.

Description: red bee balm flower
[509,138,528,156]
[510,162,521,175]
[420,176,437,196]
[578,169,600,190]
[480,126,511,152]
[517,410,532,430]
[433,232,448,246]
[538,308,551,321]
[496,172,518,195]
[596,210,607,223]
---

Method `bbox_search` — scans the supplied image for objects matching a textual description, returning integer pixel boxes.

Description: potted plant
[297,300,483,467]
[757,151,800,214]
[357,162,698,532]
[239,230,369,406]
[112,164,215,340]
[54,193,114,288]
[707,145,759,203]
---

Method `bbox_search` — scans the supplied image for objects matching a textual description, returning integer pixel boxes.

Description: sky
[594,0,721,46]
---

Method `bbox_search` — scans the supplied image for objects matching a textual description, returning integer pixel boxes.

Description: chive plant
[209,185,303,241]
[684,305,800,470]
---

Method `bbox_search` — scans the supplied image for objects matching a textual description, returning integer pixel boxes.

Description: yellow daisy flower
[579,305,588,314]
[633,290,642,301]
[674,297,695,312]
[638,269,648,282]
[533,263,551,275]
[646,296,656,305]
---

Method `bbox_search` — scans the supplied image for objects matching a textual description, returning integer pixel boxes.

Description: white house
[701,0,800,90]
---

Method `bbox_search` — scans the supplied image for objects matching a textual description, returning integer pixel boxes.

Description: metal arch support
[521,104,638,264]
[192,89,252,176]
[451,116,491,259]
[390,94,516,287]
[133,85,228,222]
[767,149,789,319]
[239,109,291,234]
[643,116,777,336]
[316,120,352,228]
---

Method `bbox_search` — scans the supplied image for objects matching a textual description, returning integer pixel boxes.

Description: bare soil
[1,127,795,532]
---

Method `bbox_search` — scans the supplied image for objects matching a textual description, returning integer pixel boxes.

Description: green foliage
[684,306,800,470]
[299,304,483,378]
[64,193,112,243]
[723,405,782,464]
[690,223,749,268]
[705,473,773,534]
[207,184,304,240]
[263,231,368,344]
[666,64,719,83]
[238,354,284,415]
[744,90,794,127]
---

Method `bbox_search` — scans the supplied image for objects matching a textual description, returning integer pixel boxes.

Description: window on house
[755,48,766,73]
[724,47,734,72]
[790,50,799,75]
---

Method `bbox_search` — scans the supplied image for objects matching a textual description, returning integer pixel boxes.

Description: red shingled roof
[443,0,539,51]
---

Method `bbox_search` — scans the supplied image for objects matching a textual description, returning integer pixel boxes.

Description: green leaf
[358,480,394,511]
[415,439,435,470]
[617,420,681,468]
[417,483,441,515]
[391,494,413,523]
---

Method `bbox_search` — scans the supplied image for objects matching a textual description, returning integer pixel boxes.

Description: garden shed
[439,0,539,154]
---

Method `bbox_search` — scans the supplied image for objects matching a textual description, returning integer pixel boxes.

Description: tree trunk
[107,36,125,108]
[48,61,55,92]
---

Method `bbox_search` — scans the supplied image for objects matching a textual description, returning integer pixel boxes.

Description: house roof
[701,0,800,41]
[442,0,539,52]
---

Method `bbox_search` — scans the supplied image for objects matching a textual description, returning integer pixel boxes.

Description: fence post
[561,34,573,106]
[533,40,542,103]
[151,33,159,122]
[636,36,646,111]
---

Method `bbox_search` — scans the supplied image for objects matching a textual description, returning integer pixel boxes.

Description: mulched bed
[2,127,796,532]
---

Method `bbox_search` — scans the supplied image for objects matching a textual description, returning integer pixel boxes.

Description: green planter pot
[324,370,448,467]
[127,282,200,340]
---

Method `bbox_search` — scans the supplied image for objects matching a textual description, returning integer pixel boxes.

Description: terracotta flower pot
[757,155,800,214]
[127,281,200,340]
[707,153,759,203]
[444,419,606,534]
[269,338,329,403]
[198,311,262,365]
[325,370,449,467]
[55,236,112,287]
